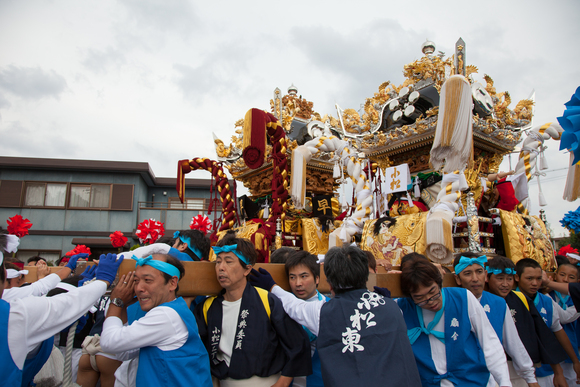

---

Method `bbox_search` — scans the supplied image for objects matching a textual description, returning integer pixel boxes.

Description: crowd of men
[3,229,580,387]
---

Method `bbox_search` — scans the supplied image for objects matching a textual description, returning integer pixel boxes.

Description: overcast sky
[0,0,578,236]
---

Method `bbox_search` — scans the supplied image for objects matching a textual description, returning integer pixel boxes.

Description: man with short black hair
[270,247,295,264]
[515,258,580,386]
[284,251,326,387]
[487,256,570,387]
[194,235,311,387]
[452,253,538,387]
[398,254,510,387]
[26,256,47,266]
[172,229,210,261]
[250,245,421,386]
[100,253,212,387]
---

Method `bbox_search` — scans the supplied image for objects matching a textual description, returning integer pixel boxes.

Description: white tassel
[540,151,549,170]
[563,153,580,202]
[413,177,421,198]
[333,160,341,179]
[405,192,415,207]
[339,225,348,242]
[263,203,269,219]
[538,191,547,207]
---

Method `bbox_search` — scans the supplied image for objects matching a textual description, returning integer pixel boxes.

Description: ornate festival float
[177,38,580,271]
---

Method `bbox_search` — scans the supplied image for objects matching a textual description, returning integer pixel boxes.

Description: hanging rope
[62,321,79,387]
[176,158,237,234]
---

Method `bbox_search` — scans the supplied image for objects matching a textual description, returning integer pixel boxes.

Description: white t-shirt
[217,298,242,367]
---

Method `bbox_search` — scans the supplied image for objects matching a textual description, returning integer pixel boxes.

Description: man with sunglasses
[397,254,511,387]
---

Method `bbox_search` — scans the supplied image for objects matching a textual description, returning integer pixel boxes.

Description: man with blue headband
[453,253,538,387]
[487,256,570,387]
[193,235,311,387]
[100,253,212,387]
[120,229,210,262]
[514,258,580,387]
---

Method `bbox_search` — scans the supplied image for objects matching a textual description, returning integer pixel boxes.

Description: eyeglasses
[414,291,442,307]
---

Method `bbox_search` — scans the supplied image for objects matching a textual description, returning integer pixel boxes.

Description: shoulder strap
[204,289,271,324]
[203,296,217,325]
[513,291,529,311]
[254,287,271,319]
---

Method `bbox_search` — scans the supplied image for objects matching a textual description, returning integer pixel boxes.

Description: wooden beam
[22,262,458,298]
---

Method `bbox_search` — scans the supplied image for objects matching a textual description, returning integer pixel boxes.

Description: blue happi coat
[479,291,507,343]
[134,297,212,387]
[398,287,490,387]
[0,300,21,386]
[318,289,421,387]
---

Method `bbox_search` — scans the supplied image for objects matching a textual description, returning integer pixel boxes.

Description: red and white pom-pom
[190,214,212,234]
[136,218,165,245]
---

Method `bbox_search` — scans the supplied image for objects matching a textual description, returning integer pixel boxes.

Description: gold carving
[360,213,427,266]
[301,218,341,255]
[499,210,555,270]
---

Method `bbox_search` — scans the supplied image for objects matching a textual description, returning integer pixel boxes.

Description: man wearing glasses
[397,254,511,387]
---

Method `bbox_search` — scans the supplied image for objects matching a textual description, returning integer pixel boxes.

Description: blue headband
[212,244,250,265]
[173,231,202,260]
[455,256,488,274]
[134,255,181,279]
[486,267,516,275]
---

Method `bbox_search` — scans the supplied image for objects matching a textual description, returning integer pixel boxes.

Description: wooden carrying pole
[23,261,458,298]
[24,259,457,298]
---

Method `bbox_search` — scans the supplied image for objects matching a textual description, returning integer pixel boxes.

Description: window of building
[169,197,205,210]
[24,182,67,207]
[69,184,111,208]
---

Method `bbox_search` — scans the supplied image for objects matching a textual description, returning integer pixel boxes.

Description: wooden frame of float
[21,261,459,298]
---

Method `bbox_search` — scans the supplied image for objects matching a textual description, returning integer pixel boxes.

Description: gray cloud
[0,120,77,156]
[290,20,428,108]
[81,46,127,74]
[172,41,259,103]
[119,0,198,38]
[0,65,67,100]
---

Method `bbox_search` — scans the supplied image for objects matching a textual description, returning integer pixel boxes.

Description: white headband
[56,282,78,292]
[6,269,28,279]
[567,253,580,262]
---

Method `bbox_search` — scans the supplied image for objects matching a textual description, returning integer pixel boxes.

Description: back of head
[285,250,319,278]
[323,246,368,294]
[176,229,210,260]
[400,255,442,297]
[365,251,377,273]
[401,252,429,271]
[270,247,295,264]
[515,258,541,276]
[217,234,257,268]
[47,275,82,297]
[155,236,176,246]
